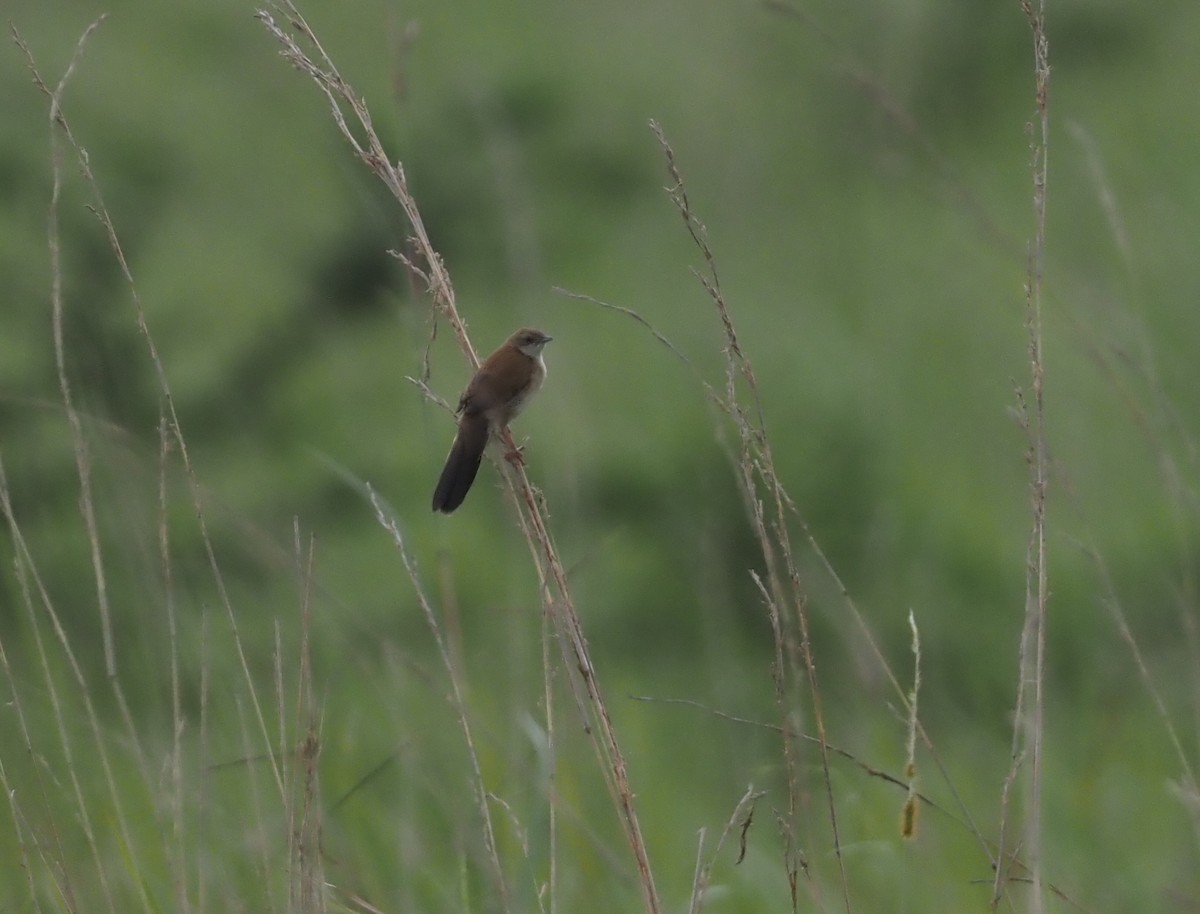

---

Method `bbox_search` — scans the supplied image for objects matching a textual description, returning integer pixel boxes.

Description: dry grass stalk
[647,118,851,913]
[288,527,326,914]
[12,16,332,911]
[901,611,921,840]
[367,491,513,912]
[16,11,287,801]
[563,130,1003,905]
[686,786,766,914]
[257,3,663,911]
[28,15,117,681]
[995,3,1052,912]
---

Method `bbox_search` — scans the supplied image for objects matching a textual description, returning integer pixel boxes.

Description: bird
[431,327,552,513]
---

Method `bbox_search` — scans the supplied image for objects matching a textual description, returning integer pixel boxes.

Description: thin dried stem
[258,5,661,908]
[368,489,512,913]
[159,416,190,914]
[687,787,766,914]
[650,117,850,913]
[563,223,1001,892]
[901,612,921,840]
[0,461,118,914]
[1025,1,1051,910]
[541,591,560,914]
[1000,4,1052,912]
[15,18,287,809]
[13,16,116,679]
[289,526,325,914]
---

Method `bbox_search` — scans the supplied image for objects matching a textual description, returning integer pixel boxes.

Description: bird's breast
[504,355,545,421]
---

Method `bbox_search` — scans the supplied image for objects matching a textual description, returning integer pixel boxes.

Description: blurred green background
[2,0,1199,910]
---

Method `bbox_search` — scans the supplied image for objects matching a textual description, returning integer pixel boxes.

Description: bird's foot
[504,443,526,466]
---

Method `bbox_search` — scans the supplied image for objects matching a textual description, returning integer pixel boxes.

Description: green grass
[2,0,1199,911]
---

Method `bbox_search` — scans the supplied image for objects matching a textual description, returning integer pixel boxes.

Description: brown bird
[431,327,552,513]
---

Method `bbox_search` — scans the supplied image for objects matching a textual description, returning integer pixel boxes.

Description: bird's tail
[431,416,488,513]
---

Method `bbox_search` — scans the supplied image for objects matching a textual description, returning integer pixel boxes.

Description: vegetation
[2,0,1198,910]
